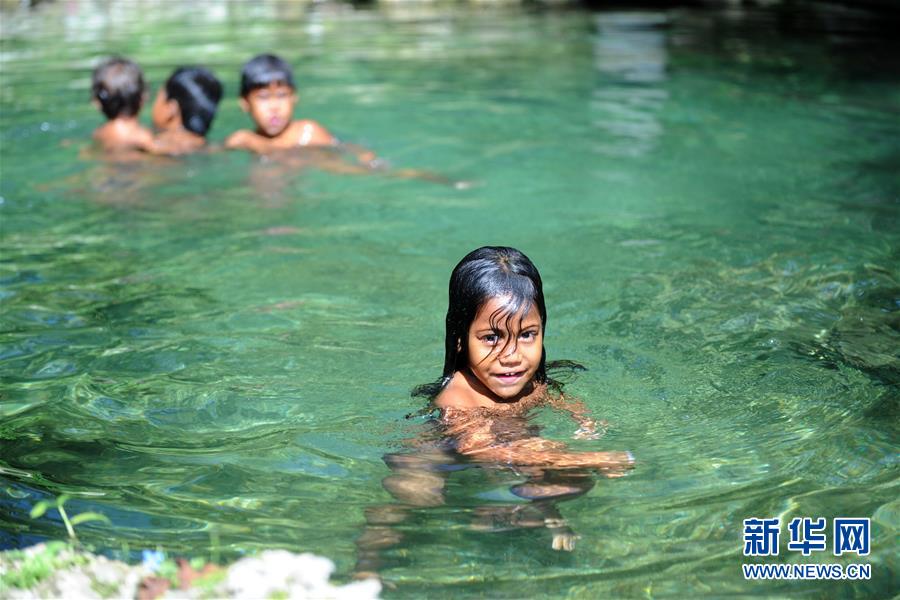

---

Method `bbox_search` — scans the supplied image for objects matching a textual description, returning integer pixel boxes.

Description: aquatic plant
[29,494,110,542]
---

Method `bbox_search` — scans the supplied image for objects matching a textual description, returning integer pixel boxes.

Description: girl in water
[355,247,633,579]
[422,245,633,472]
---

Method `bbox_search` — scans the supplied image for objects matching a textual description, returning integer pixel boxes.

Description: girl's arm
[462,437,631,470]
[441,408,632,472]
[548,395,606,440]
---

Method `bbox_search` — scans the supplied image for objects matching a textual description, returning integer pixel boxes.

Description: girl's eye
[520,331,536,341]
[482,334,499,345]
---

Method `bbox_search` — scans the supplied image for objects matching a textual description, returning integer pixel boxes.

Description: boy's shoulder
[225,120,336,153]
[154,130,207,156]
[93,120,154,152]
[224,128,281,153]
[289,119,335,146]
[224,128,249,141]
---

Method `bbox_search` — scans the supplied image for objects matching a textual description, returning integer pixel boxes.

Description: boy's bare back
[93,118,154,153]
[90,57,154,154]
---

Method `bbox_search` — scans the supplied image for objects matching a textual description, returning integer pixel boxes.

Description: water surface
[1,2,898,597]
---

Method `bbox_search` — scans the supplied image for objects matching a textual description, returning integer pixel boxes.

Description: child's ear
[238,97,250,113]
[166,98,180,121]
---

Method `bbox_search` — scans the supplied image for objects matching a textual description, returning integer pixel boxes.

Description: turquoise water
[1,2,898,597]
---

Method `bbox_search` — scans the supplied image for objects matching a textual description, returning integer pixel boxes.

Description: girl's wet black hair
[412,246,584,402]
[165,67,223,136]
[91,57,145,119]
[239,54,295,97]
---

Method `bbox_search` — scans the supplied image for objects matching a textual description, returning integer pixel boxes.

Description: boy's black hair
[165,66,223,136]
[413,246,552,399]
[92,57,145,119]
[239,54,295,97]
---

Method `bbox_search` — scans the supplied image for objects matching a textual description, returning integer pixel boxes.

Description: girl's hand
[552,531,579,551]
[573,425,599,440]
[573,419,607,440]
[545,517,579,551]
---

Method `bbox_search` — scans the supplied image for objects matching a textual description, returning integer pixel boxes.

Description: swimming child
[353,247,633,578]
[426,245,634,471]
[224,53,375,164]
[90,57,154,153]
[151,66,223,155]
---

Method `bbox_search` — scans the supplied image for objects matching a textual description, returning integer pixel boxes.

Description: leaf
[56,494,70,507]
[69,512,111,526]
[30,501,51,519]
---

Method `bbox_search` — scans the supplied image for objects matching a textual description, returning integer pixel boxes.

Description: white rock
[224,550,380,599]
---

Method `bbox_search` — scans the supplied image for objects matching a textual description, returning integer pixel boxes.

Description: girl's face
[466,296,543,401]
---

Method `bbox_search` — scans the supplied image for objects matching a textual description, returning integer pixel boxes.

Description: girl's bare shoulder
[434,374,480,411]
[436,377,551,422]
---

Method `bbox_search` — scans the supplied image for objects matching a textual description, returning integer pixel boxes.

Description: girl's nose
[500,342,521,361]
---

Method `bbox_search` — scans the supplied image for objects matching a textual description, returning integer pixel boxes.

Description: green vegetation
[156,557,180,586]
[0,495,114,590]
[29,494,110,542]
[0,541,86,590]
[90,577,121,599]
[193,568,228,597]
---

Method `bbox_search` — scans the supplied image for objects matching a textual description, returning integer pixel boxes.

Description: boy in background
[91,57,154,153]
[151,66,223,155]
[225,54,376,164]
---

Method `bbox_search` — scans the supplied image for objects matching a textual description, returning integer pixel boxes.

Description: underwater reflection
[246,146,463,207]
[591,12,669,158]
[40,145,178,207]
[354,412,630,580]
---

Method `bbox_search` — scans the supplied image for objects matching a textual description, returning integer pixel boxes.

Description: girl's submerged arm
[441,407,632,472]
[548,394,606,440]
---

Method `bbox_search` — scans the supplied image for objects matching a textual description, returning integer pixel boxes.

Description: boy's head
[152,67,223,136]
[91,57,146,120]
[238,54,297,138]
[239,54,295,97]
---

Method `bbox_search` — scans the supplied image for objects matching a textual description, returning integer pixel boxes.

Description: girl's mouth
[493,371,525,384]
